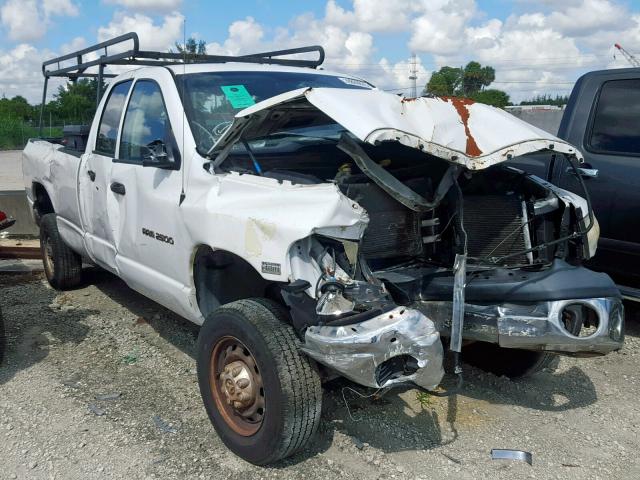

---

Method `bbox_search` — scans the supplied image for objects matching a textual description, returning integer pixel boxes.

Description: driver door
[78,80,132,271]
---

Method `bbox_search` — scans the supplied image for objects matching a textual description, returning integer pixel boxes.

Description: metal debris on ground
[152,415,177,434]
[490,449,533,465]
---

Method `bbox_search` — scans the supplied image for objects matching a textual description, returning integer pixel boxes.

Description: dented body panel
[212,87,582,170]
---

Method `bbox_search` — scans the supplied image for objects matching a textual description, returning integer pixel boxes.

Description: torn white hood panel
[214,87,582,170]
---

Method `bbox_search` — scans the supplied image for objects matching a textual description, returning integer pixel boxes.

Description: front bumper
[417,296,624,355]
[302,307,444,390]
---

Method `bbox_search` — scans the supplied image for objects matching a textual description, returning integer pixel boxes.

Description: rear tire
[197,298,322,465]
[40,213,82,290]
[462,342,558,378]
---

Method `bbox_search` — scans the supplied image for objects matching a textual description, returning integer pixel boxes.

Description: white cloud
[43,0,79,17]
[1,0,48,41]
[0,43,66,102]
[97,11,184,51]
[546,0,631,37]
[324,0,410,32]
[206,17,265,55]
[0,0,78,41]
[103,0,182,12]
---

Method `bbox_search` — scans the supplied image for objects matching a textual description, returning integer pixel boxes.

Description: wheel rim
[42,235,54,278]
[210,336,265,436]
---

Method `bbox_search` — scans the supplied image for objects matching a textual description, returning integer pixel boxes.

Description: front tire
[197,298,322,465]
[39,213,82,290]
[462,342,558,378]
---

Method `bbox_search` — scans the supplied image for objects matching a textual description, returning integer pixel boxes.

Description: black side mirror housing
[142,138,180,170]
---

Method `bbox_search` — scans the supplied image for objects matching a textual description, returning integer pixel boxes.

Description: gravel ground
[1,268,639,480]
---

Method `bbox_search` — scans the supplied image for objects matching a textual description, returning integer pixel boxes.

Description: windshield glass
[177,71,372,153]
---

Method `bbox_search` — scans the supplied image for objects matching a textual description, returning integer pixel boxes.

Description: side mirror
[143,139,179,170]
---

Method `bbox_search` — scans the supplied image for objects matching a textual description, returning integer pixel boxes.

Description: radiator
[463,194,529,264]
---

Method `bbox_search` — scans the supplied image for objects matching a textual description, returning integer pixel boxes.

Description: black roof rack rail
[38,32,325,133]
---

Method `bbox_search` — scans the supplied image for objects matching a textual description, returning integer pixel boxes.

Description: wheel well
[193,246,282,319]
[32,182,54,225]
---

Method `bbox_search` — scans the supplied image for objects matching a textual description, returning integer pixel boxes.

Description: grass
[0,119,63,150]
[416,390,433,408]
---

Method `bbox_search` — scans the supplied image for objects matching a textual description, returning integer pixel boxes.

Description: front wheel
[197,299,322,465]
[462,341,558,378]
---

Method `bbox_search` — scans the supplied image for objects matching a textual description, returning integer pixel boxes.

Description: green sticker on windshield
[220,85,256,109]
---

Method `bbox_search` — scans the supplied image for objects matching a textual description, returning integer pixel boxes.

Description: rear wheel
[197,298,322,465]
[39,213,82,290]
[462,342,558,378]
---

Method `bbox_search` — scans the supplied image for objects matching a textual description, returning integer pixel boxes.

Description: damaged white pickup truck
[23,34,623,464]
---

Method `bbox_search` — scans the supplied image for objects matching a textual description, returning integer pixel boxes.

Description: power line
[325,52,624,67]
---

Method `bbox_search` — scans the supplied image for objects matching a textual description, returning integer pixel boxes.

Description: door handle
[110,182,126,195]
[87,170,96,182]
[566,167,599,178]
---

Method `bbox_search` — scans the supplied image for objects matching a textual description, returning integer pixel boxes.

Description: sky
[1,0,639,104]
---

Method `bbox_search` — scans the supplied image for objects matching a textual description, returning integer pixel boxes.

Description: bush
[0,119,62,150]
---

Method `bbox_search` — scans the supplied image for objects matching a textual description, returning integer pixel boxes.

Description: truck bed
[22,139,84,245]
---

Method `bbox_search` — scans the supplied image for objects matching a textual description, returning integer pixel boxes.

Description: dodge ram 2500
[22,33,623,465]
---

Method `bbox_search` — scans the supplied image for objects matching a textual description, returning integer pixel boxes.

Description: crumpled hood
[212,87,582,170]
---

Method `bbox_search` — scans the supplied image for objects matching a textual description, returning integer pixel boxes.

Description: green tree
[173,37,207,62]
[520,94,569,106]
[52,78,104,124]
[424,61,509,108]
[425,66,462,96]
[470,89,511,108]
[461,61,495,96]
[0,95,35,122]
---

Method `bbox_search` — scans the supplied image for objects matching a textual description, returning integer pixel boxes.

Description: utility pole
[409,53,418,98]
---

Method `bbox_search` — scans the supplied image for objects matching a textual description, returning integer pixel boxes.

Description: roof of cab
[165,62,358,78]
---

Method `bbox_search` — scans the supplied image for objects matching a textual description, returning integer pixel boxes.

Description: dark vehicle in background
[512,68,640,299]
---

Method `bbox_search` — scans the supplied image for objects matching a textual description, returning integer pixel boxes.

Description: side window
[95,80,132,156]
[119,80,178,165]
[588,79,640,155]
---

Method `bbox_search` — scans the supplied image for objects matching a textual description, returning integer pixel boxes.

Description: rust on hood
[443,97,482,157]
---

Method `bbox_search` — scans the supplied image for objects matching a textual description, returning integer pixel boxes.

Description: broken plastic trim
[450,253,466,353]
[337,134,460,212]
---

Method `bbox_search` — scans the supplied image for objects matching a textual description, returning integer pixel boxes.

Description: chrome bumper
[417,297,624,355]
[302,307,445,390]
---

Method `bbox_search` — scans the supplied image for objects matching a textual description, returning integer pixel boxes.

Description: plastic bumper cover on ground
[301,307,445,390]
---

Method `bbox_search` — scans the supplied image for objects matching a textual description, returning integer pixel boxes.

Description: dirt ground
[1,268,639,480]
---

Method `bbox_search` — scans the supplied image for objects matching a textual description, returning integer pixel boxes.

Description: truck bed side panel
[22,140,87,255]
